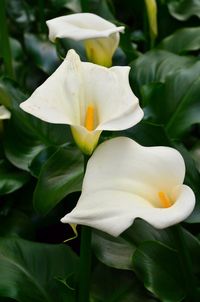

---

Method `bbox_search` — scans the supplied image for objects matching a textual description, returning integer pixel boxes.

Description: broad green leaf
[0,210,34,239]
[86,0,116,21]
[124,220,200,299]
[0,237,78,302]
[24,34,60,75]
[0,79,71,170]
[130,50,196,97]
[123,219,175,248]
[163,61,200,137]
[139,60,200,137]
[132,241,185,302]
[122,121,171,147]
[91,263,157,302]
[29,146,58,178]
[175,145,200,223]
[0,79,71,145]
[34,146,83,215]
[0,159,29,194]
[4,117,45,171]
[191,142,200,172]
[158,27,200,54]
[92,230,135,270]
[124,219,200,276]
[167,0,200,20]
[119,28,141,63]
[181,229,200,276]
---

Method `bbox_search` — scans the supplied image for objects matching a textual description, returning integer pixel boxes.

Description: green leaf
[191,142,200,173]
[164,61,200,137]
[0,237,78,302]
[138,59,200,137]
[24,34,61,75]
[0,210,34,239]
[91,263,157,302]
[34,146,83,215]
[4,117,45,171]
[122,121,171,147]
[124,220,200,277]
[86,0,116,21]
[92,230,135,270]
[132,241,185,302]
[123,219,175,248]
[29,146,58,178]
[158,27,200,54]
[167,0,200,20]
[0,79,71,170]
[0,159,29,194]
[130,50,196,97]
[181,228,200,276]
[175,145,200,223]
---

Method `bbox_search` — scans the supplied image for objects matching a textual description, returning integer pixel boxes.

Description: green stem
[173,225,198,302]
[77,154,92,302]
[77,226,92,302]
[0,0,14,78]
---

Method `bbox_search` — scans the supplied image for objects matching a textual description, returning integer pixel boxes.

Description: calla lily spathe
[0,106,11,120]
[20,50,143,155]
[61,137,195,237]
[46,13,125,67]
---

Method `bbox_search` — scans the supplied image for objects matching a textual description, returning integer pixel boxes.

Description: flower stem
[77,226,92,302]
[0,0,14,78]
[77,155,92,302]
[173,225,198,302]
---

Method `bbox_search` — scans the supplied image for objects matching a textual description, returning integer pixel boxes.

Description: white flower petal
[82,137,186,199]
[61,185,195,237]
[61,137,195,236]
[20,50,83,125]
[46,13,124,42]
[0,106,11,120]
[46,13,124,66]
[20,50,143,154]
[80,64,143,130]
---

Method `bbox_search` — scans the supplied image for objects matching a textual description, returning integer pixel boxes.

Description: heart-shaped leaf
[132,241,185,302]
[34,146,83,215]
[158,27,200,54]
[0,237,78,302]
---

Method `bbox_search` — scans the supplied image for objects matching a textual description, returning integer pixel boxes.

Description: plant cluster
[0,0,200,301]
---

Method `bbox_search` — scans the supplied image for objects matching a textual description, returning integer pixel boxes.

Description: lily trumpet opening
[20,50,143,155]
[61,137,195,237]
[46,13,125,67]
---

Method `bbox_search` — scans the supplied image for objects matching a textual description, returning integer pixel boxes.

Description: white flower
[20,50,143,155]
[61,137,195,237]
[0,106,11,120]
[46,13,125,66]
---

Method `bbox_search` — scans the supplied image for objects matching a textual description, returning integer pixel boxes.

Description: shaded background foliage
[0,0,200,301]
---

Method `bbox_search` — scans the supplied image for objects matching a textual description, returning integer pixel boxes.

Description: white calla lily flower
[46,13,125,67]
[0,105,11,120]
[61,137,195,237]
[20,50,143,155]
